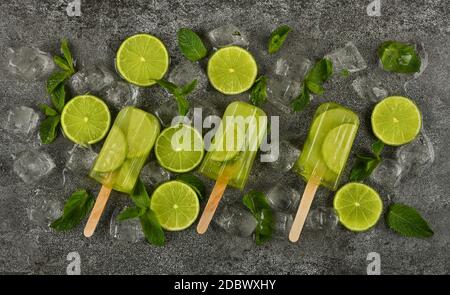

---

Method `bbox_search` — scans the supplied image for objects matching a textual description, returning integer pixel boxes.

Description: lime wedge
[333,183,383,232]
[207,46,257,95]
[155,124,204,173]
[371,96,422,146]
[321,123,358,174]
[92,126,127,173]
[116,34,169,87]
[61,95,111,145]
[150,180,200,231]
[126,110,160,158]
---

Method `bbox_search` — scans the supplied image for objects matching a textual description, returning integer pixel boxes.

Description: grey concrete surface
[0,0,449,274]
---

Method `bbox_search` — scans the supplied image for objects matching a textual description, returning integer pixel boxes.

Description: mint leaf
[47,71,69,94]
[130,179,151,210]
[349,156,380,181]
[156,79,177,93]
[61,39,75,74]
[180,79,197,96]
[268,25,291,54]
[51,190,94,231]
[371,139,385,157]
[50,84,66,113]
[140,209,165,246]
[177,28,207,62]
[39,115,61,144]
[305,80,324,95]
[54,56,72,72]
[117,207,144,221]
[305,58,333,91]
[378,41,421,74]
[249,76,267,107]
[243,191,273,245]
[156,79,194,116]
[174,95,189,116]
[341,69,350,77]
[176,174,205,200]
[291,84,310,112]
[38,104,58,117]
[387,204,433,238]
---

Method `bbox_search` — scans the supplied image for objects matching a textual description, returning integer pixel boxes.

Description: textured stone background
[0,0,449,274]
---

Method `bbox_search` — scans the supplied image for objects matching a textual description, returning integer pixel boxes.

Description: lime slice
[61,95,111,145]
[371,96,421,146]
[321,123,358,174]
[116,34,169,87]
[155,124,204,173]
[207,46,257,95]
[210,122,245,162]
[92,126,127,172]
[333,183,383,231]
[113,159,140,193]
[126,110,160,158]
[150,180,200,231]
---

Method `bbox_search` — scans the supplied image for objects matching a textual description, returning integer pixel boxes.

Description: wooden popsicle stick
[84,185,112,238]
[196,177,229,234]
[289,177,320,243]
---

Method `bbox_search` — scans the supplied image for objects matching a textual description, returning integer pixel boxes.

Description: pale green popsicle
[90,107,160,194]
[199,101,267,189]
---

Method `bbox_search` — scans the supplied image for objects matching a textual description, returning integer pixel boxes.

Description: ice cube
[214,205,257,237]
[66,145,98,174]
[325,42,367,73]
[396,131,434,177]
[1,106,40,135]
[262,139,300,172]
[190,100,221,134]
[110,206,144,243]
[272,212,294,239]
[352,75,388,102]
[13,150,55,184]
[267,77,301,113]
[168,60,208,93]
[305,206,339,231]
[103,81,139,109]
[273,57,311,81]
[27,189,62,228]
[265,182,301,213]
[207,24,249,48]
[68,65,115,95]
[7,47,55,81]
[370,158,403,188]
[154,102,192,127]
[140,161,170,187]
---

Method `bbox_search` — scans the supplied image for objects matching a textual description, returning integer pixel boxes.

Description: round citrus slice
[126,110,160,158]
[333,183,383,232]
[207,46,257,95]
[61,95,111,145]
[116,34,169,86]
[371,96,421,146]
[150,180,200,231]
[155,124,204,173]
[92,126,127,173]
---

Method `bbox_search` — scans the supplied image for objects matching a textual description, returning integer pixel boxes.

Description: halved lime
[321,123,358,174]
[371,96,421,146]
[333,183,383,232]
[61,95,111,145]
[92,126,127,173]
[116,34,169,87]
[126,110,160,158]
[155,124,204,173]
[207,46,257,95]
[150,180,200,231]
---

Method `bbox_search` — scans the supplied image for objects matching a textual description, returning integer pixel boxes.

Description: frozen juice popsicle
[85,107,160,237]
[289,102,359,242]
[197,101,267,233]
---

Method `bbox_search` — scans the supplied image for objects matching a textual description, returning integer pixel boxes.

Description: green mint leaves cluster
[39,39,76,144]
[350,139,384,181]
[378,41,421,74]
[243,191,274,245]
[156,79,198,116]
[51,190,94,231]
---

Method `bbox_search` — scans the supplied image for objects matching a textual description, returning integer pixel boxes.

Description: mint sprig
[378,41,421,74]
[268,25,291,54]
[39,39,76,144]
[118,179,165,246]
[291,58,333,112]
[177,28,207,62]
[176,174,205,200]
[156,79,197,116]
[386,203,433,238]
[51,190,94,231]
[243,191,273,245]
[350,139,384,181]
[249,75,267,107]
